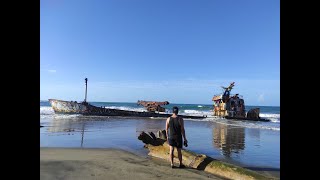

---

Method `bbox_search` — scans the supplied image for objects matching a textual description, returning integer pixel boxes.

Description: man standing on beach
[166,106,188,168]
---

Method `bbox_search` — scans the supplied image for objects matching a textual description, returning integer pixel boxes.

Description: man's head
[172,106,179,115]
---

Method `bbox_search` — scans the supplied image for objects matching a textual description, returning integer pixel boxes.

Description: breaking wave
[183,109,213,117]
[40,107,55,115]
[40,106,81,119]
[185,117,280,131]
[260,113,280,123]
[182,110,280,131]
[213,119,280,131]
[104,106,147,112]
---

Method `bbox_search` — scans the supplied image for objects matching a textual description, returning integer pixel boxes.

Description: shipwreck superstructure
[212,82,269,121]
[137,100,169,112]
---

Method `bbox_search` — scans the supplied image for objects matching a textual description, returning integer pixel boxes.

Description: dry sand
[40,148,224,180]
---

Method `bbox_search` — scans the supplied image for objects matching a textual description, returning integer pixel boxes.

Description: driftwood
[138,130,277,180]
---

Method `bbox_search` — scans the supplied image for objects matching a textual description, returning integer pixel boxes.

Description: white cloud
[258,93,265,102]
[48,70,56,73]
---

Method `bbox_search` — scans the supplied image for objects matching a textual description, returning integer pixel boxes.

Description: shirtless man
[166,106,188,168]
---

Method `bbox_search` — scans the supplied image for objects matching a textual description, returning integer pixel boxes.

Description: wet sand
[40,147,224,180]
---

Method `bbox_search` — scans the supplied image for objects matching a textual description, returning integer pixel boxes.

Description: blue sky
[40,0,279,106]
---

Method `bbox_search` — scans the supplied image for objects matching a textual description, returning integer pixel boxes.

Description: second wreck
[137,100,169,112]
[212,82,269,121]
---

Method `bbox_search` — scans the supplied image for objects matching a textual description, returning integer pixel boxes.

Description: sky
[40,0,280,106]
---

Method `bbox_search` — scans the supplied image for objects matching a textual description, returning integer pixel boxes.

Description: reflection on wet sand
[48,117,78,133]
[135,118,166,137]
[247,128,260,141]
[47,116,86,147]
[46,116,166,148]
[213,123,245,157]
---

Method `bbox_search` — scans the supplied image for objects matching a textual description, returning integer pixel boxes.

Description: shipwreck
[137,100,169,112]
[49,78,206,119]
[212,82,269,122]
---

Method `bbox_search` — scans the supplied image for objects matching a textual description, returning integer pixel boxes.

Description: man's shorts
[168,136,183,148]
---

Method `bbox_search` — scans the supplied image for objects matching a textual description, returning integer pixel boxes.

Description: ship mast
[222,82,234,103]
[84,78,88,102]
[81,78,88,147]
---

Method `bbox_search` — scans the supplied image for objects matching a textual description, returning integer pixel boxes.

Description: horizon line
[40,99,280,107]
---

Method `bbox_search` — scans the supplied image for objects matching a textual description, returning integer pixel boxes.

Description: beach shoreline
[40,147,224,180]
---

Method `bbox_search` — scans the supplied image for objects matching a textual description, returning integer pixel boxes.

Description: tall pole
[85,78,88,102]
[82,78,88,147]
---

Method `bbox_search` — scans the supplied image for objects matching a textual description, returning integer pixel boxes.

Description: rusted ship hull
[49,99,88,114]
[48,99,206,119]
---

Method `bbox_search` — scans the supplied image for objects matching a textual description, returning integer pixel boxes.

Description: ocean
[40,100,280,176]
[40,100,280,131]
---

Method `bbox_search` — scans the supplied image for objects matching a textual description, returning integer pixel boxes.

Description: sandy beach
[40,147,224,180]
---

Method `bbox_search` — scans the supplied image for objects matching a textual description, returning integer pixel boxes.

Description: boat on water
[212,82,270,122]
[48,78,206,119]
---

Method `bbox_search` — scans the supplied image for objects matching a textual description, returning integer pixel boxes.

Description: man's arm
[180,118,187,142]
[166,117,170,141]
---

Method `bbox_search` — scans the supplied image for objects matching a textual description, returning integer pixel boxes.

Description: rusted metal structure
[137,100,169,112]
[48,78,206,119]
[212,82,269,122]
